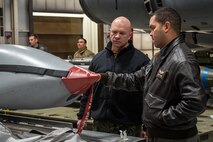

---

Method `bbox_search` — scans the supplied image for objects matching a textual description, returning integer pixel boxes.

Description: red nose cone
[62,65,100,94]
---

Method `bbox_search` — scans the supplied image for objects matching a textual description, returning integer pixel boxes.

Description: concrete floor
[7,107,213,142]
[197,108,213,142]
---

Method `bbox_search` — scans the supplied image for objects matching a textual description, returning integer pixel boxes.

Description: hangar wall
[0,1,3,43]
[1,0,29,45]
[0,0,99,59]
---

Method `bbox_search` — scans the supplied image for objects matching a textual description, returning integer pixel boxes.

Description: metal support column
[12,0,19,44]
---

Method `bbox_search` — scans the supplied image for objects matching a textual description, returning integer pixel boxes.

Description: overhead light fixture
[33,12,85,18]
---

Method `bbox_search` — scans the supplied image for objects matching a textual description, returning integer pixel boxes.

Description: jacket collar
[105,41,134,56]
[159,34,185,60]
[77,47,88,54]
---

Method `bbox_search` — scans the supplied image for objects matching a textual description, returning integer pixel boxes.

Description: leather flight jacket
[104,35,207,139]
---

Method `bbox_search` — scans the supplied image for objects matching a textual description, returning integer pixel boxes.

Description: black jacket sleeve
[103,66,146,92]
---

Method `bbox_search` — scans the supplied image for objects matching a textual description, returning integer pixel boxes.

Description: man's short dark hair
[79,38,87,43]
[152,7,181,34]
[29,34,39,40]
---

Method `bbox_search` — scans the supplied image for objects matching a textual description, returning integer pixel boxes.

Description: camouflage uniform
[93,120,142,137]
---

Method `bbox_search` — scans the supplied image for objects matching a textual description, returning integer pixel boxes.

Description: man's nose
[114,33,121,38]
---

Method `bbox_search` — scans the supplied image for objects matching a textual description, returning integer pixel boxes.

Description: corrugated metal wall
[3,0,29,45]
[33,0,83,13]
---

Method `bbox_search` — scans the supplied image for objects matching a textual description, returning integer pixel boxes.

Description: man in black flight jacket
[99,8,207,142]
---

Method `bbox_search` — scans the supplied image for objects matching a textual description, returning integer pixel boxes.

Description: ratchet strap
[77,86,93,134]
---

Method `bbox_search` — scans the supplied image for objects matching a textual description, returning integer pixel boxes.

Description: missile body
[201,66,213,96]
[0,44,99,109]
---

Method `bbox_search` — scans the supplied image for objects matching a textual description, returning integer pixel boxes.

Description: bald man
[77,16,150,137]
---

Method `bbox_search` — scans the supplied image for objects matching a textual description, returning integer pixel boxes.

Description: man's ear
[164,21,170,33]
[129,31,133,41]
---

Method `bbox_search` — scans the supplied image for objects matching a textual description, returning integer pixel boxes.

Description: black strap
[0,65,69,78]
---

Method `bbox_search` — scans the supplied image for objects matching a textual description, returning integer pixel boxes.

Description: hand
[77,119,81,128]
[98,73,108,83]
[141,130,148,139]
[96,73,102,82]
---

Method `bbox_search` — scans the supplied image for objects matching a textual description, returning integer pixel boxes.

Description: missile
[79,0,213,47]
[0,44,100,110]
[80,0,213,32]
[200,66,213,96]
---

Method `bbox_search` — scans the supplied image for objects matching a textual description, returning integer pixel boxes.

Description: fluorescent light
[33,12,85,18]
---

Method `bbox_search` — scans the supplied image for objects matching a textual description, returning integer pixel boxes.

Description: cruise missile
[79,0,213,48]
[0,44,100,110]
